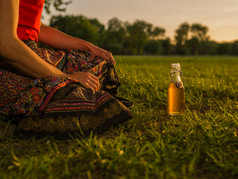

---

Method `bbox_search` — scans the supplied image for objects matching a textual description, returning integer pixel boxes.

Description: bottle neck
[171,71,182,82]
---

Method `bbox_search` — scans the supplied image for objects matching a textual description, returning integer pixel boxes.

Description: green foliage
[175,22,215,55]
[231,40,238,55]
[201,40,219,55]
[191,23,209,42]
[217,43,232,55]
[47,13,238,55]
[175,22,190,45]
[43,2,238,56]
[143,40,161,55]
[185,37,199,55]
[44,0,72,14]
[160,38,172,55]
[103,18,127,54]
[50,15,103,45]
[1,56,238,178]
[125,20,165,55]
[49,15,166,55]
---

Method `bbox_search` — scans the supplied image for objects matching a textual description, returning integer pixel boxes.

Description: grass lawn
[0,56,238,178]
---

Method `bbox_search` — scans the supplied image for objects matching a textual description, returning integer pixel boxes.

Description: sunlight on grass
[0,56,238,178]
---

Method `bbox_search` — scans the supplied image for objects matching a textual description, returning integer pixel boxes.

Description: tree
[143,40,161,55]
[175,22,210,55]
[125,20,165,55]
[125,20,151,54]
[231,40,238,55]
[174,22,190,55]
[217,43,231,55]
[160,38,172,55]
[202,41,218,55]
[50,15,104,45]
[175,23,190,45]
[149,27,165,40]
[190,23,210,54]
[191,23,209,42]
[44,0,72,14]
[103,18,127,54]
[185,37,199,55]
[88,18,106,46]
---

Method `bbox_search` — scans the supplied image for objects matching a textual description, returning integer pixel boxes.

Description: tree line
[49,15,238,55]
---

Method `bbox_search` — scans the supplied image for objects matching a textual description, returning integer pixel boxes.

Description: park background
[41,0,238,56]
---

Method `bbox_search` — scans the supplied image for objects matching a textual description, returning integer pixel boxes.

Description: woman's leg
[0,41,132,138]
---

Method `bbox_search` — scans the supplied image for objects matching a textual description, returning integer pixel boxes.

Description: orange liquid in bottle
[167,82,185,116]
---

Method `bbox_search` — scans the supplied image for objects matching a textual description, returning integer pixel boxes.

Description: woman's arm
[39,22,116,65]
[0,0,99,92]
[0,0,67,78]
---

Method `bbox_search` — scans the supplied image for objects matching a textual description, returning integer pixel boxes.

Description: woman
[0,0,132,139]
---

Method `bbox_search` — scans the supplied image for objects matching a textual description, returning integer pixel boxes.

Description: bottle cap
[171,63,181,72]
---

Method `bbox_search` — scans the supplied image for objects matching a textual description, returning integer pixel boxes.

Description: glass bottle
[167,63,185,116]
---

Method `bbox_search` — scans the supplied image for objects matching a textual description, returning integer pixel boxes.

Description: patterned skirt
[0,40,132,139]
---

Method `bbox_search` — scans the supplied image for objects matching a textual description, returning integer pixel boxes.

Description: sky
[42,0,238,42]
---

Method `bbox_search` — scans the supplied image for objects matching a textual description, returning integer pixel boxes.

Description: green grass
[1,56,238,178]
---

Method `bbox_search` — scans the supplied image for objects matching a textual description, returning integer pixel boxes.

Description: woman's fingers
[83,72,99,92]
[88,72,99,82]
[68,72,99,92]
[104,51,116,65]
[87,73,99,91]
[91,47,116,65]
[109,56,116,65]
[87,73,99,89]
[84,81,98,92]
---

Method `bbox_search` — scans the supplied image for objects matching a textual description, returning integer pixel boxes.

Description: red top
[17,0,45,42]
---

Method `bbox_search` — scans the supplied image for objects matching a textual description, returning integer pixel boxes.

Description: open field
[0,56,238,178]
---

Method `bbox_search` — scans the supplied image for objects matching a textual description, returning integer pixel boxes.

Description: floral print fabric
[0,40,131,138]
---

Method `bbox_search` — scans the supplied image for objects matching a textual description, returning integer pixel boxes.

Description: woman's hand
[89,46,116,65]
[66,72,99,92]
